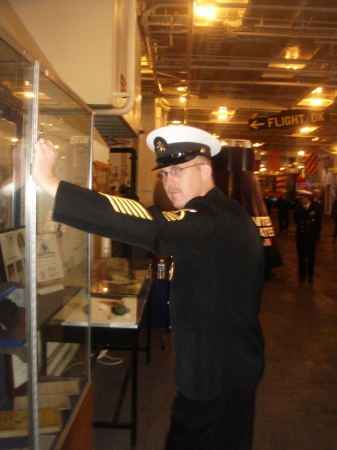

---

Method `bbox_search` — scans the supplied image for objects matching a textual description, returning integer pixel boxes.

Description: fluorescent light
[310,99,323,106]
[300,127,314,133]
[195,6,216,19]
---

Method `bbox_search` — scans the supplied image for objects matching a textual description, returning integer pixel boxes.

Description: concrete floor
[93,212,337,450]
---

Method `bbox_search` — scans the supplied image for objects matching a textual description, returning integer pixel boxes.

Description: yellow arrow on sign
[249,120,266,130]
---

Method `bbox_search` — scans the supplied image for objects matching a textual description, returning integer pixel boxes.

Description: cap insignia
[156,140,166,153]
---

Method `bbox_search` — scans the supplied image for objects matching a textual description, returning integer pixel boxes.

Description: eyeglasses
[157,163,204,181]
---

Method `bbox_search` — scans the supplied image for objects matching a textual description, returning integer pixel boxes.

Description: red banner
[304,152,317,174]
[276,174,287,191]
[296,176,309,191]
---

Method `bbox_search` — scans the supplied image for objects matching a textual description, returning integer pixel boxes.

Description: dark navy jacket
[53,181,265,400]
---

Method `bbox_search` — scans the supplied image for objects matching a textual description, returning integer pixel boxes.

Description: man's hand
[32,138,61,198]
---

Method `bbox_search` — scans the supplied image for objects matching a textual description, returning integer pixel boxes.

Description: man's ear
[201,162,212,180]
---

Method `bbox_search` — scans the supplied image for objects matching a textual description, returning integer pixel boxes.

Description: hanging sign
[248,110,329,131]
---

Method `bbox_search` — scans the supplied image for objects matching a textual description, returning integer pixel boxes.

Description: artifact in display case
[62,295,138,328]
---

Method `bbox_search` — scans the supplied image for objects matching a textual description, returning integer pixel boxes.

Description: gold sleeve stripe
[99,193,153,220]
[162,208,197,221]
[162,210,186,221]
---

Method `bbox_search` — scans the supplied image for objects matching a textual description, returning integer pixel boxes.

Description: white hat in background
[297,189,312,198]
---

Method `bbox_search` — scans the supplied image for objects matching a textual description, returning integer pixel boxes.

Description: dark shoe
[308,276,313,283]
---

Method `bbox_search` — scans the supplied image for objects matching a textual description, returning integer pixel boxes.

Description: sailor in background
[311,189,324,242]
[276,190,290,232]
[293,190,319,283]
[32,125,265,450]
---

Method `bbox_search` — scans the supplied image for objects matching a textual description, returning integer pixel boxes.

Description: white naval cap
[146,125,221,170]
[297,189,312,198]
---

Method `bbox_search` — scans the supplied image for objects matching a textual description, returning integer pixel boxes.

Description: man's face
[160,158,207,209]
[300,196,310,205]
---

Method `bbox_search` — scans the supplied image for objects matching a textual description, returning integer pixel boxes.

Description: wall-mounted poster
[0,227,25,286]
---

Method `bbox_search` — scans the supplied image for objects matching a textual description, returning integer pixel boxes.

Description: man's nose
[164,172,176,184]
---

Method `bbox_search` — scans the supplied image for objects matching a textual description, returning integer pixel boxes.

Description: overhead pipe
[156,64,337,78]
[141,2,189,93]
[188,56,336,67]
[202,3,337,14]
[160,79,337,89]
[149,26,337,42]
[94,0,137,117]
[184,0,194,113]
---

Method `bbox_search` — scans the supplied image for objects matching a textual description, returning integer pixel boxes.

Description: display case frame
[0,26,94,450]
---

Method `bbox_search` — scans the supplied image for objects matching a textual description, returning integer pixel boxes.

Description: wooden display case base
[55,381,93,450]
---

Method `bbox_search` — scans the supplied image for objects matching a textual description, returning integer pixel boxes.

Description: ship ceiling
[138,0,337,154]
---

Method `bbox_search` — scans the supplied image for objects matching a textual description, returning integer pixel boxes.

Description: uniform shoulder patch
[162,209,197,221]
[99,193,153,220]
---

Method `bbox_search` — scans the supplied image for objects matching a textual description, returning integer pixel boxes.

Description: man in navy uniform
[32,125,265,450]
[293,190,319,283]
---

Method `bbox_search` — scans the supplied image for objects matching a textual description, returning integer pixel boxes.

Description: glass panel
[36,72,91,448]
[0,37,33,448]
[0,36,91,449]
[0,38,29,229]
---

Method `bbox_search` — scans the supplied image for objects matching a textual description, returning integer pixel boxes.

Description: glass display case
[0,29,92,449]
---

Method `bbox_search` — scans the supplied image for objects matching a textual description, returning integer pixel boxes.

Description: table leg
[130,345,138,447]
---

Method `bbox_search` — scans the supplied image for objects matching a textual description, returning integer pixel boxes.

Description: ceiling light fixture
[194,5,216,19]
[300,127,314,133]
[285,45,299,60]
[310,99,323,106]
[252,142,264,147]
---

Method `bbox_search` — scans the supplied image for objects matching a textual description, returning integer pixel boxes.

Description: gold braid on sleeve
[99,193,153,220]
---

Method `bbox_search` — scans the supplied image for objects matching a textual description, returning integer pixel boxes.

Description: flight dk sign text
[248,110,329,131]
